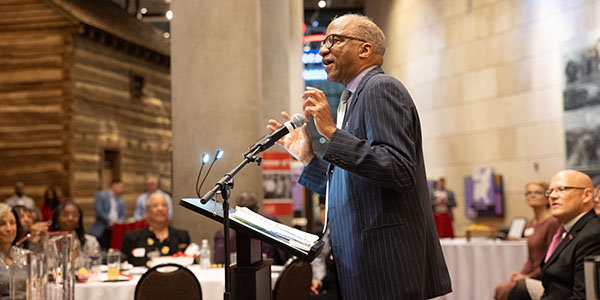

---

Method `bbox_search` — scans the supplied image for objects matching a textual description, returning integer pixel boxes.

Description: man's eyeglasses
[524,191,545,196]
[320,34,369,50]
[544,186,586,197]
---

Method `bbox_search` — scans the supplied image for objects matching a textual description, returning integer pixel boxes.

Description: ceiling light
[140,7,148,14]
[166,10,173,20]
[318,0,326,8]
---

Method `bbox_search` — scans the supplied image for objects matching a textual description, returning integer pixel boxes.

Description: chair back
[135,263,202,300]
[110,220,148,250]
[273,259,312,300]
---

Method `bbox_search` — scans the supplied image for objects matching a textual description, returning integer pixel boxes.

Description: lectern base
[231,259,272,300]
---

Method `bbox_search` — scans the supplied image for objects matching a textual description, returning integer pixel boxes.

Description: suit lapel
[344,66,384,124]
[542,210,596,269]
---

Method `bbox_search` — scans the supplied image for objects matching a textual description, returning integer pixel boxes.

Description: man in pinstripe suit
[269,14,451,299]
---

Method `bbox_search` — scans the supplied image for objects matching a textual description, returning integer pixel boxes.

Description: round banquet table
[433,238,528,300]
[75,265,281,300]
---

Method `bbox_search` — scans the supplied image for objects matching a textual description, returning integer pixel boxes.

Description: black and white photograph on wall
[562,31,600,183]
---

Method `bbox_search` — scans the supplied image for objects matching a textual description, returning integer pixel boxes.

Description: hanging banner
[262,152,293,216]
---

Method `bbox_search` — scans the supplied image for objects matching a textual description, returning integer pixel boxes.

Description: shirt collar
[563,210,588,233]
[345,65,377,94]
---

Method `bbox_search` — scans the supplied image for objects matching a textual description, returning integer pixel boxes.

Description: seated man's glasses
[321,34,369,50]
[544,186,586,198]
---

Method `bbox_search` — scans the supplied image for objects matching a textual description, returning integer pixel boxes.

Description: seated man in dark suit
[121,193,190,267]
[213,192,288,265]
[510,169,600,300]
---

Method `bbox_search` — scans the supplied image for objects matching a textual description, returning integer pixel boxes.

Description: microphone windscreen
[290,113,306,129]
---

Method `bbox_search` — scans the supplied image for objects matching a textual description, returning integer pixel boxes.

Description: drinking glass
[106,250,121,281]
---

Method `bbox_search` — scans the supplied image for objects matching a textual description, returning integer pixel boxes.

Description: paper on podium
[179,198,324,261]
[231,207,319,252]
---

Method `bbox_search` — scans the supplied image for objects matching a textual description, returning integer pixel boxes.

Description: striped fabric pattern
[299,67,452,300]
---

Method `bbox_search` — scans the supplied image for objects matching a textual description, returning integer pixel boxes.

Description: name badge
[132,247,146,257]
[524,227,534,237]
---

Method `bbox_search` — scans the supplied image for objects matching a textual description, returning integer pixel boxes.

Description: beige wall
[366,0,600,234]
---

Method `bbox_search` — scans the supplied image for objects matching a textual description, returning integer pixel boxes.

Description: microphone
[246,113,306,155]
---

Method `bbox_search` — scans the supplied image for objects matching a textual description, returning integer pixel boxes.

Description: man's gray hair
[335,14,386,55]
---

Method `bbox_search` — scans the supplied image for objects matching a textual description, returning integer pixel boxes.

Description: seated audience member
[509,170,600,300]
[494,181,560,300]
[430,177,457,218]
[134,175,173,221]
[12,206,48,250]
[90,179,126,250]
[121,193,190,267]
[50,202,100,258]
[0,203,25,299]
[214,192,288,265]
[4,182,35,210]
[310,198,337,300]
[41,185,60,222]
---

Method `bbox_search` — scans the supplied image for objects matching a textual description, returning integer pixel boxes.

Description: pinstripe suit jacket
[299,67,452,299]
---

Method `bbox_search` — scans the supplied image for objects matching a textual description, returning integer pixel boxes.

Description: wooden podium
[180,198,324,300]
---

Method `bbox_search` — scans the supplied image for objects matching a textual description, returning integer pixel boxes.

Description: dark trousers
[99,227,112,250]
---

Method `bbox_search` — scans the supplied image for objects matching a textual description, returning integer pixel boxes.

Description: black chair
[273,259,312,300]
[134,263,202,300]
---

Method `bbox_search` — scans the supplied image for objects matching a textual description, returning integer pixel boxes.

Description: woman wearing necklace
[494,181,561,300]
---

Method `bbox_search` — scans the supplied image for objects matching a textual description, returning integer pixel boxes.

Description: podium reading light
[198,149,224,199]
[195,153,210,198]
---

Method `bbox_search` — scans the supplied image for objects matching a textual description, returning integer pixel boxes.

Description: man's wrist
[302,153,315,166]
[324,127,336,140]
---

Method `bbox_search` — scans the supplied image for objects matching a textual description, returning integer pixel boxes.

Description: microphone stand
[200,146,264,300]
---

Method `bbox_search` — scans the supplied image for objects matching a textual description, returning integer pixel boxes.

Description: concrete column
[288,0,305,114]
[260,0,291,127]
[171,1,305,244]
[171,1,263,243]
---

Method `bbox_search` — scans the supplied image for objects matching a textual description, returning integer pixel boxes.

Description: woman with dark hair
[0,203,25,299]
[51,202,100,258]
[41,185,60,222]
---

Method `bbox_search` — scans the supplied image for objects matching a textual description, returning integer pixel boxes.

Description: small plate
[129,267,148,275]
[96,265,108,272]
[102,278,131,282]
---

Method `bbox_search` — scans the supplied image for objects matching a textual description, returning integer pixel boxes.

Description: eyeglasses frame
[544,186,587,198]
[320,34,369,50]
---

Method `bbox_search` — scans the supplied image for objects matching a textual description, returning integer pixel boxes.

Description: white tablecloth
[434,238,528,300]
[75,265,280,300]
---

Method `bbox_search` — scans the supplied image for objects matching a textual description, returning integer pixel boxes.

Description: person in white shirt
[90,179,126,250]
[133,175,172,221]
[4,182,35,210]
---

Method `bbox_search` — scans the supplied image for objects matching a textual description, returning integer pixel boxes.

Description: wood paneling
[0,2,72,205]
[2,0,171,229]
